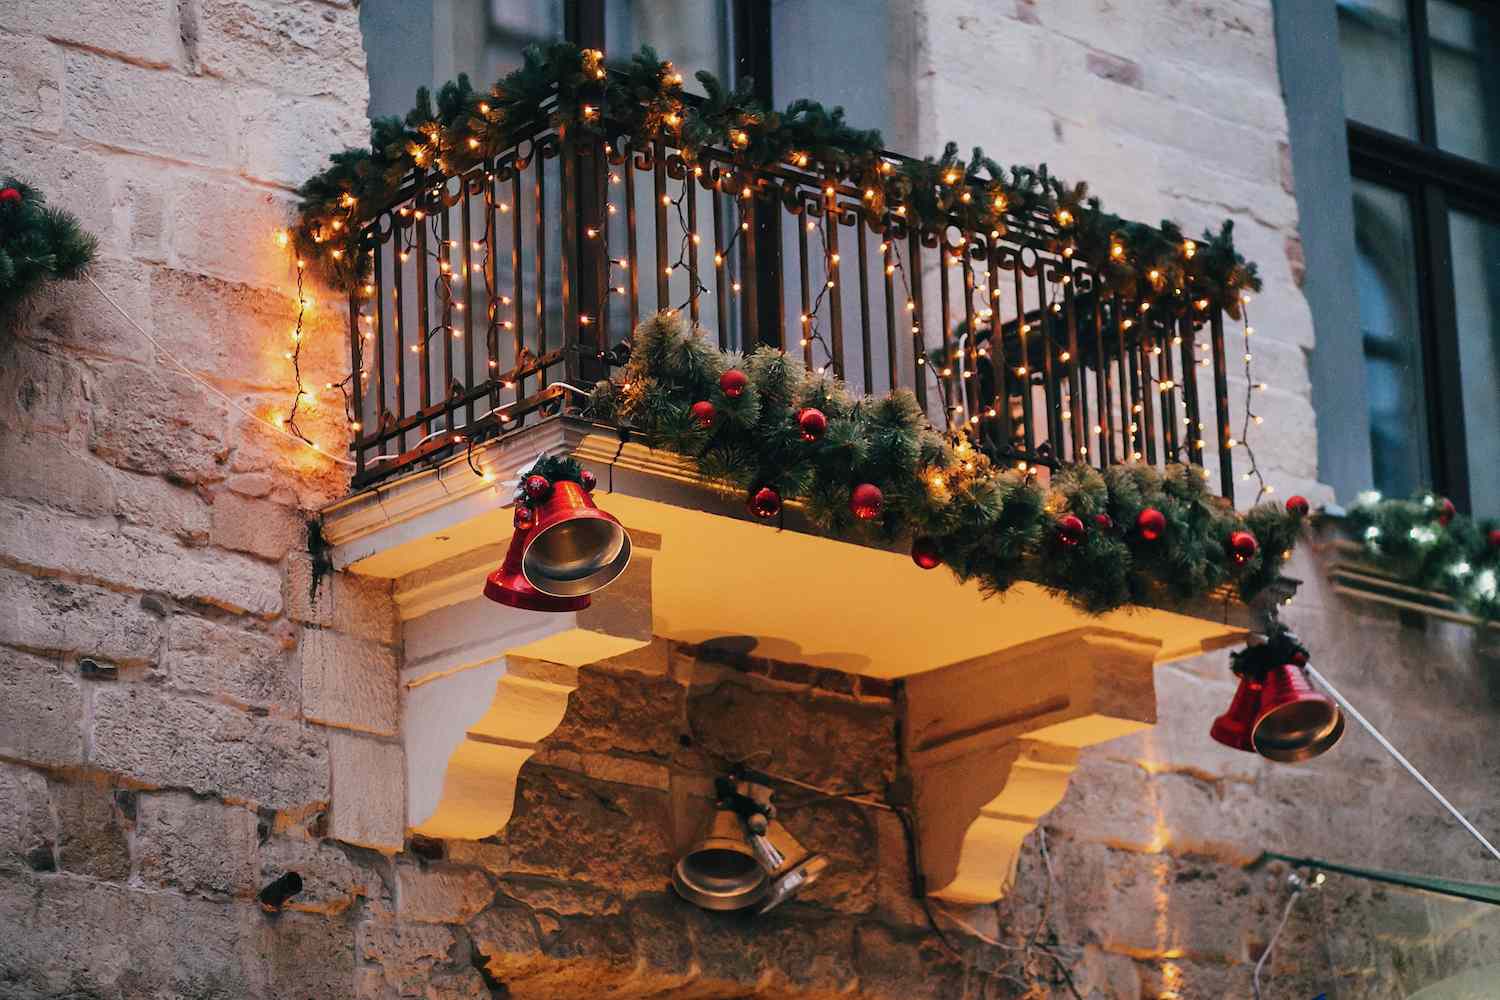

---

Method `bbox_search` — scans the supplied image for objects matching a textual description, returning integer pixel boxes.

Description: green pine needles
[1344,491,1500,621]
[291,42,1260,316]
[0,178,96,311]
[590,312,1299,616]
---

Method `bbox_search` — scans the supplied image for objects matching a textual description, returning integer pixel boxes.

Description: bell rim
[1252,705,1345,763]
[521,516,633,598]
[671,838,769,911]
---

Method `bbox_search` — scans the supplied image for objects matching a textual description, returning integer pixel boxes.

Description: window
[1337,0,1500,517]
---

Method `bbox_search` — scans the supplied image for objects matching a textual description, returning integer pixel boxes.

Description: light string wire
[85,274,356,467]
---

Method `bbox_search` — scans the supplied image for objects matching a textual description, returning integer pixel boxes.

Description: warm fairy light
[275,230,290,248]
[1056,208,1072,225]
[1183,239,1196,257]
[943,169,959,185]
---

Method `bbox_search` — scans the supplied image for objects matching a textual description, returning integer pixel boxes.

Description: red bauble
[748,486,781,519]
[797,407,828,442]
[1290,650,1309,667]
[1489,528,1500,550]
[1094,513,1115,532]
[579,469,597,492]
[690,400,717,428]
[1228,529,1259,565]
[1438,497,1456,526]
[1056,514,1086,548]
[1285,495,1310,518]
[523,474,551,500]
[719,369,749,399]
[849,483,884,520]
[514,506,535,530]
[911,536,942,569]
[1136,507,1166,542]
[0,187,20,206]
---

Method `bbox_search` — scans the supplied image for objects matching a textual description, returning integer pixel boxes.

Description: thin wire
[86,274,357,467]
[1251,885,1302,1000]
[1307,663,1500,864]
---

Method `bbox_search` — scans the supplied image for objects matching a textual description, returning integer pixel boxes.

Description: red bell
[483,525,591,612]
[1209,674,1263,752]
[520,480,632,598]
[1250,663,1344,762]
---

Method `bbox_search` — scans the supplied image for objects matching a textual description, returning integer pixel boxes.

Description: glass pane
[1447,210,1500,518]
[1338,0,1420,139]
[1352,180,1432,498]
[1429,0,1500,166]
[605,0,734,94]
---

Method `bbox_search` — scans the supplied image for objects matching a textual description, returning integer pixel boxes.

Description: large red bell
[1250,663,1345,763]
[521,480,632,598]
[1209,674,1263,752]
[483,525,591,612]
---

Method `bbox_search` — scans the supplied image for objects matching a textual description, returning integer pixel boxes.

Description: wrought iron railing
[345,90,1239,500]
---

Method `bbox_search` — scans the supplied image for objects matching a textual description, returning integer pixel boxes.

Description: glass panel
[1338,0,1420,139]
[1428,0,1500,166]
[1447,210,1500,518]
[1352,180,1432,498]
[605,0,734,93]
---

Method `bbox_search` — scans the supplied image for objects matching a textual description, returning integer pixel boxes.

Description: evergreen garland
[589,311,1298,616]
[0,178,96,310]
[1343,491,1500,622]
[292,43,1260,318]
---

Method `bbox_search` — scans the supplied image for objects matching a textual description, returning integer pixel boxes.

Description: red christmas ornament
[719,369,749,399]
[1437,497,1456,526]
[514,505,535,530]
[797,407,828,442]
[1489,528,1500,550]
[849,483,884,520]
[0,187,20,206]
[1228,529,1259,565]
[1285,495,1310,518]
[523,474,551,500]
[748,486,782,519]
[1290,649,1309,667]
[1056,514,1086,548]
[1094,513,1115,532]
[911,536,941,569]
[578,469,597,492]
[690,400,717,428]
[1136,507,1166,542]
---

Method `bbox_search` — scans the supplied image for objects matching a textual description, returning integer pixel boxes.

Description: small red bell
[483,526,591,612]
[1209,674,1263,753]
[521,480,632,598]
[1250,663,1344,762]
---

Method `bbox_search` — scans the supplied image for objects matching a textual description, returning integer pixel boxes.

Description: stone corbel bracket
[398,529,658,840]
[903,627,1162,904]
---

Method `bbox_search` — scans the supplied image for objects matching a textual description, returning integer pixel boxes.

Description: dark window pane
[1352,180,1432,498]
[1447,210,1500,517]
[1338,0,1419,139]
[1429,0,1500,166]
[604,0,734,94]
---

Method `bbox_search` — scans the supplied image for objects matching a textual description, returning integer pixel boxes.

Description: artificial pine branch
[0,178,97,310]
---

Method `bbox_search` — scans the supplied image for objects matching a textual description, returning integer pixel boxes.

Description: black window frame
[1344,0,1500,513]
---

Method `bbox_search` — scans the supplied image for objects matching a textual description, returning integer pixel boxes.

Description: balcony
[311,54,1282,905]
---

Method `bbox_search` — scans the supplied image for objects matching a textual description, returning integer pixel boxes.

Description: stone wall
[4,1,1500,999]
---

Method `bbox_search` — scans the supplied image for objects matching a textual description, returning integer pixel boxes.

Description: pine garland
[292,42,1260,318]
[0,178,96,310]
[1343,491,1500,621]
[588,312,1298,616]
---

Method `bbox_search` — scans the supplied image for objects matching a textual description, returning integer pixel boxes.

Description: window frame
[1344,0,1500,512]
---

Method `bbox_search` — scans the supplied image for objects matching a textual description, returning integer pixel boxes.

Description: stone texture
[88,361,229,484]
[0,0,183,67]
[397,862,494,924]
[92,683,329,809]
[286,552,399,645]
[135,791,261,897]
[0,763,54,872]
[64,49,237,165]
[210,490,307,562]
[164,614,299,711]
[0,569,162,665]
[299,627,399,735]
[260,834,380,916]
[0,33,63,134]
[547,665,684,758]
[196,0,370,104]
[50,778,133,882]
[0,647,84,766]
[328,730,405,851]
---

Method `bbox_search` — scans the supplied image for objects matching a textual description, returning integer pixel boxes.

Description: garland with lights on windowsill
[583,311,1300,615]
[288,42,1260,320]
[1341,491,1500,622]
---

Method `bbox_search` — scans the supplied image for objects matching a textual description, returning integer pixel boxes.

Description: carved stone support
[903,628,1162,903]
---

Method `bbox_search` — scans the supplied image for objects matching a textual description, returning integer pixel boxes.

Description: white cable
[86,275,357,467]
[1307,664,1500,865]
[1251,883,1302,1000]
